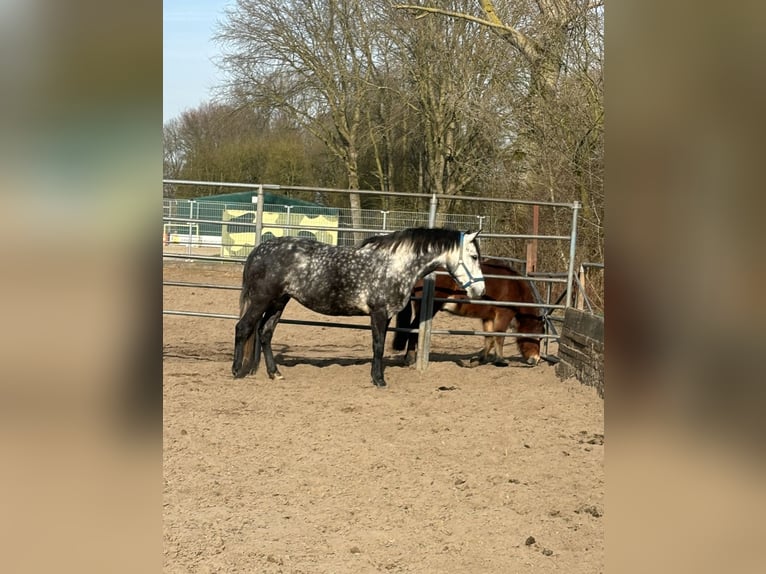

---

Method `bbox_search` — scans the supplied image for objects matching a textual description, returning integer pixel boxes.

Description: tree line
[163,0,603,280]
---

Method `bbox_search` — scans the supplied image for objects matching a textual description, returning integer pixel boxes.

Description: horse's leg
[370,309,392,387]
[404,300,420,366]
[492,311,513,366]
[259,295,290,380]
[393,299,418,366]
[392,300,411,350]
[476,318,494,363]
[405,297,442,366]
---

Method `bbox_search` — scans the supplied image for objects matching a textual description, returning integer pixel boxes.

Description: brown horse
[392,258,544,366]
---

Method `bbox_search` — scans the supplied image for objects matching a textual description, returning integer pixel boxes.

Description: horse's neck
[402,249,450,278]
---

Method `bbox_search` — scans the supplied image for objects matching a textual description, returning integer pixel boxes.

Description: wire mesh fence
[163,198,490,256]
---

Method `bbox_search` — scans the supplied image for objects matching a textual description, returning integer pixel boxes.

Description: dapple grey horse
[232,227,485,387]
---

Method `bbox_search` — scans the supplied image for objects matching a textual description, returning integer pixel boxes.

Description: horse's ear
[465,230,480,243]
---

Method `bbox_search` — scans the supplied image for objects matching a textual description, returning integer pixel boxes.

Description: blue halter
[453,231,485,291]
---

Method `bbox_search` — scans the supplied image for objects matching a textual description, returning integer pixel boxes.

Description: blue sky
[163,0,236,123]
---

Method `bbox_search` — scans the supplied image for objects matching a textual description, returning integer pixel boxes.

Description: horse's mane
[360,227,472,258]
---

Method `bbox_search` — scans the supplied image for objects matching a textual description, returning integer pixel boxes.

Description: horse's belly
[293,293,369,316]
[443,300,491,319]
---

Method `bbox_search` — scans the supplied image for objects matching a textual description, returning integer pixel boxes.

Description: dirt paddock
[163,260,604,573]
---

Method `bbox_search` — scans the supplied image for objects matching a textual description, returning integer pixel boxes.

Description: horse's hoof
[471,353,494,365]
[493,358,509,367]
[268,371,284,380]
[372,379,388,388]
[525,356,540,366]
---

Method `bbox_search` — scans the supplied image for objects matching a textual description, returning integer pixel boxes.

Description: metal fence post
[254,185,265,246]
[564,201,581,308]
[285,205,292,237]
[188,200,195,256]
[416,194,439,372]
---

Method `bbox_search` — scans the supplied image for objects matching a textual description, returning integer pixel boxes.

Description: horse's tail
[234,289,262,376]
[392,300,413,351]
[237,283,248,319]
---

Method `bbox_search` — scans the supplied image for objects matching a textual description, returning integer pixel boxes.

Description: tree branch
[395,4,503,31]
[394,3,542,70]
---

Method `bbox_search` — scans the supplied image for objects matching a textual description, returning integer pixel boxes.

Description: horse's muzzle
[460,277,487,299]
[465,280,486,299]
[525,355,541,366]
[454,257,485,298]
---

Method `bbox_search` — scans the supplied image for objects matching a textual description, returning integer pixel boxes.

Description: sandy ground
[163,260,604,573]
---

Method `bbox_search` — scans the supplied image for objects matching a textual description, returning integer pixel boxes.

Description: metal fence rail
[163,179,583,369]
[163,309,557,340]
[163,198,492,250]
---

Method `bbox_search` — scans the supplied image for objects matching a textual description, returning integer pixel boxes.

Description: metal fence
[163,197,490,252]
[163,180,582,370]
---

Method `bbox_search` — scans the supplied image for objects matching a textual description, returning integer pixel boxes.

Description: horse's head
[446,230,486,299]
[515,312,546,365]
[518,339,541,365]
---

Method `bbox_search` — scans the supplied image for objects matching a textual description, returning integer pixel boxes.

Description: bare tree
[396,0,603,98]
[216,0,386,237]
[162,103,323,197]
[376,1,523,202]
[395,1,604,271]
[163,118,185,192]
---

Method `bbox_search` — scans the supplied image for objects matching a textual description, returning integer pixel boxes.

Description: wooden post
[576,264,585,310]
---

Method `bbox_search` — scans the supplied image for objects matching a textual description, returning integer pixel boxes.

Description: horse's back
[481,259,533,303]
[243,237,317,283]
[243,237,380,316]
[245,237,339,273]
[243,237,327,292]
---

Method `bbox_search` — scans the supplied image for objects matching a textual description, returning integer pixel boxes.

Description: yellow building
[221,207,339,258]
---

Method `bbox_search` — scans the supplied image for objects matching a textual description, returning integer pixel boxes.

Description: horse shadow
[274,344,400,369]
[271,344,538,370]
[427,351,540,368]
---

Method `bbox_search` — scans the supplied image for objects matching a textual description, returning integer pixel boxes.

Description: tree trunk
[346,143,364,243]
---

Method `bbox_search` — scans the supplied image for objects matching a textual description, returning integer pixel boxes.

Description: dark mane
[361,227,474,258]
